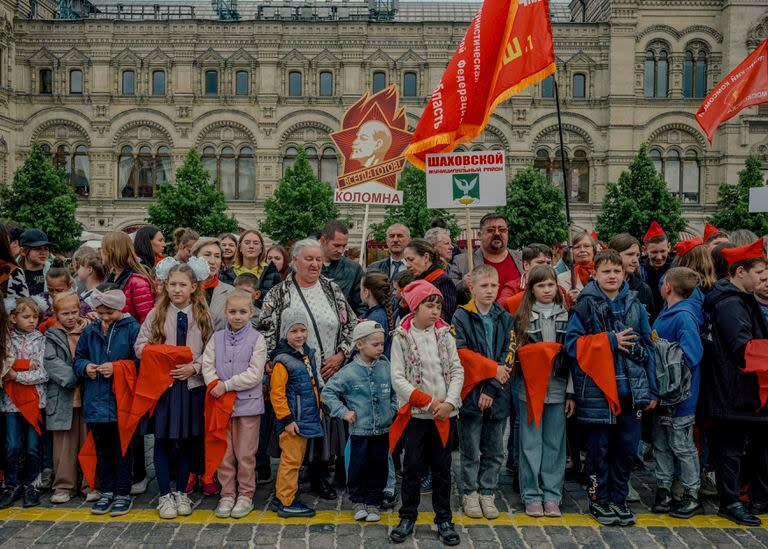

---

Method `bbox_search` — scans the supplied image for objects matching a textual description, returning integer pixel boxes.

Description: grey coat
[208,282,235,332]
[44,327,79,431]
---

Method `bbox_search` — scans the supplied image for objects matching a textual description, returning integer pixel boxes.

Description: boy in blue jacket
[565,250,658,527]
[651,267,704,519]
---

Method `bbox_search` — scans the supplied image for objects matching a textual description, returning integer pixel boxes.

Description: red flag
[405,0,555,169]
[696,39,768,142]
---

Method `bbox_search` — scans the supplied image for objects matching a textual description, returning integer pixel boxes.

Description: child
[651,267,703,519]
[452,265,515,520]
[322,321,396,522]
[233,273,261,325]
[202,290,267,519]
[77,254,107,301]
[40,259,93,331]
[173,227,199,263]
[135,257,213,520]
[74,285,140,516]
[389,280,464,546]
[270,309,324,518]
[45,292,90,504]
[513,265,574,517]
[360,272,395,358]
[0,297,47,508]
[565,250,657,527]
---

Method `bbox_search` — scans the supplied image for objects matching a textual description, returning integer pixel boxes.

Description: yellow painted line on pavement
[0,507,764,529]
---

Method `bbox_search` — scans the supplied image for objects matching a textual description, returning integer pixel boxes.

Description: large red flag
[696,39,768,142]
[405,0,555,169]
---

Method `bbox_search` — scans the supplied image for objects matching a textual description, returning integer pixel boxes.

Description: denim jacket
[321,354,397,436]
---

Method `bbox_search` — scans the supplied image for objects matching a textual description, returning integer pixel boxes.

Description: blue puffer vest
[214,325,264,417]
[273,343,324,439]
[568,281,657,425]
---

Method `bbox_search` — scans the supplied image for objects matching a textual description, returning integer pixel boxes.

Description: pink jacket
[123,273,155,323]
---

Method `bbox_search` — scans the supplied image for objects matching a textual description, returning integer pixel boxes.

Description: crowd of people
[0,214,766,545]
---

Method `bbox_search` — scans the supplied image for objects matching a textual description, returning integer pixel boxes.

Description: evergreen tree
[371,165,460,241]
[497,165,568,248]
[596,144,687,243]
[709,156,768,236]
[261,147,339,245]
[148,148,238,239]
[0,141,82,252]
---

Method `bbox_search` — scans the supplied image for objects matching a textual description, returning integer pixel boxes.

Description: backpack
[653,338,691,407]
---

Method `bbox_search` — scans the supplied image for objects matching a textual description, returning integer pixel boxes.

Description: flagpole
[359,204,370,268]
[465,207,473,272]
[553,79,575,288]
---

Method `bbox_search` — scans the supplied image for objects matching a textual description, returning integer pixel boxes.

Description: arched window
[69,70,83,95]
[682,149,700,204]
[122,70,135,95]
[40,143,52,160]
[683,51,694,98]
[202,146,217,180]
[220,146,236,198]
[288,71,302,96]
[55,144,71,178]
[119,144,170,198]
[649,148,663,173]
[320,147,338,187]
[664,150,681,197]
[541,75,554,98]
[533,148,589,203]
[235,71,249,95]
[319,71,333,96]
[283,146,298,174]
[201,146,256,200]
[695,50,707,98]
[205,70,218,95]
[403,72,417,97]
[39,69,52,94]
[237,147,256,200]
[73,145,90,197]
[572,73,586,98]
[305,146,318,175]
[372,71,386,93]
[650,147,699,203]
[683,50,708,98]
[152,70,166,96]
[571,150,589,202]
[644,48,669,98]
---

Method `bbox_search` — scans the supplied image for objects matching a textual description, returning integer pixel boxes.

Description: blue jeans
[4,412,42,487]
[519,402,567,504]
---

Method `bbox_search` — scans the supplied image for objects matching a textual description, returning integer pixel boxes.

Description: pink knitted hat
[403,280,443,312]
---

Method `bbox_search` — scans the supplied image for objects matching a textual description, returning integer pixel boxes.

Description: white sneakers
[84,489,101,503]
[462,492,483,519]
[50,491,71,504]
[215,496,235,518]
[130,477,150,495]
[353,503,368,521]
[479,494,500,519]
[174,491,193,516]
[231,496,253,519]
[365,506,381,522]
[158,493,178,519]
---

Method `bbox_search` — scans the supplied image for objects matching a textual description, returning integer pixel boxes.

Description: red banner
[696,38,768,142]
[405,0,555,169]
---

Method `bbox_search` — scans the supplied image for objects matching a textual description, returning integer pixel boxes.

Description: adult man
[351,120,392,168]
[450,213,523,301]
[704,237,768,527]
[640,221,675,316]
[319,220,366,315]
[368,223,411,281]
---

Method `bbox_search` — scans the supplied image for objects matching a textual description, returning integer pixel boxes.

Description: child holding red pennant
[514,265,574,518]
[389,280,464,546]
[135,257,213,520]
[451,265,515,521]
[565,250,657,528]
[202,289,267,520]
[0,296,47,509]
[74,285,140,516]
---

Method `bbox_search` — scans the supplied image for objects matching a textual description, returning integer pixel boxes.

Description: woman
[259,238,356,501]
[173,227,199,263]
[557,230,596,305]
[233,230,267,279]
[0,224,29,300]
[101,232,154,323]
[674,243,717,293]
[266,246,291,281]
[403,238,457,322]
[219,233,238,271]
[134,225,166,270]
[608,233,655,319]
[192,237,234,331]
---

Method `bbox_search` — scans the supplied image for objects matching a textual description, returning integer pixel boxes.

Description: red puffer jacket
[123,273,155,323]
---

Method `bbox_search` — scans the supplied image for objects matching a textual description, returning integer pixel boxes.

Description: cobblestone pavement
[1,458,767,548]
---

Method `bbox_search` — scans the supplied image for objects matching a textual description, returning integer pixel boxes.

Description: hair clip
[3,297,15,313]
[30,295,48,312]
[187,256,212,282]
[155,256,180,281]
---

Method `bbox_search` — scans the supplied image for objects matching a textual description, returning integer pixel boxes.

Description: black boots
[652,488,672,513]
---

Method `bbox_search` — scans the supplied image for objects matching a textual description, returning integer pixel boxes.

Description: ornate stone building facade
[0,0,766,236]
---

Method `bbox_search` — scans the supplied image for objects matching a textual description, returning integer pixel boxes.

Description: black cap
[19,229,50,248]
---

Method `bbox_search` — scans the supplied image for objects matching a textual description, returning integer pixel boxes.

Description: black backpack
[653,338,692,407]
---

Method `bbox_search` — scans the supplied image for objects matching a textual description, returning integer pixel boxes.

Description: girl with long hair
[133,226,166,269]
[360,271,394,359]
[173,228,199,263]
[233,230,267,279]
[100,232,154,324]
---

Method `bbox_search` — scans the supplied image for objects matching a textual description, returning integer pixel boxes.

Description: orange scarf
[745,339,768,411]
[518,342,563,427]
[424,268,446,284]
[202,381,237,484]
[123,344,193,455]
[203,274,220,291]
[457,348,500,401]
[4,359,42,435]
[78,360,137,489]
[573,262,594,287]
[577,333,620,416]
[389,389,450,453]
